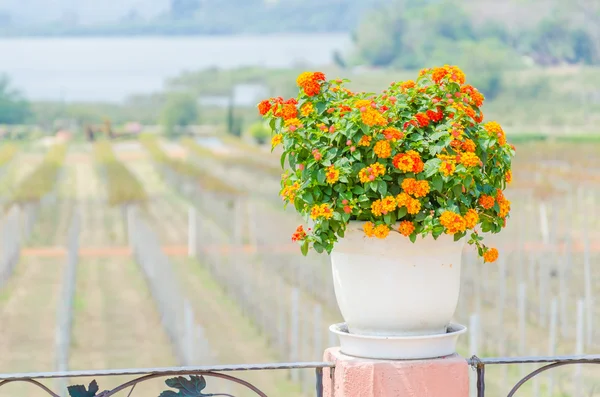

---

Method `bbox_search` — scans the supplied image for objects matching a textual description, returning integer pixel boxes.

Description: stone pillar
[323,348,469,397]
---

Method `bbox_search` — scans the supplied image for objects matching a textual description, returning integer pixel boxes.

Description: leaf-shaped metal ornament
[159,376,209,397]
[68,380,100,397]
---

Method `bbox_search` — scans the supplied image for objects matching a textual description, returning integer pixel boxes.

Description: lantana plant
[257,66,515,263]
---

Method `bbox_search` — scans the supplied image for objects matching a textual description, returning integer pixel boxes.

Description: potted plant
[257,66,514,341]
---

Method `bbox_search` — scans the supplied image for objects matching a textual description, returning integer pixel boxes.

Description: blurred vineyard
[0,135,598,397]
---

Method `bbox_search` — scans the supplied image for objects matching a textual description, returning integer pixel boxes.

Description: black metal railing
[468,355,600,397]
[0,362,334,397]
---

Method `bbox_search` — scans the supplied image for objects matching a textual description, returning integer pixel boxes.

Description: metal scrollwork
[469,355,600,397]
[0,362,333,397]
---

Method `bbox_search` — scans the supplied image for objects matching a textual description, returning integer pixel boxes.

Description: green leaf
[384,213,392,224]
[377,180,387,196]
[280,152,288,169]
[454,232,465,242]
[452,184,462,198]
[301,240,309,256]
[432,225,444,238]
[397,207,407,219]
[409,233,417,243]
[315,102,327,114]
[352,186,364,195]
[369,182,377,192]
[321,220,330,231]
[160,376,209,397]
[314,242,325,253]
[68,381,100,397]
[424,158,442,178]
[432,175,443,192]
[317,169,326,184]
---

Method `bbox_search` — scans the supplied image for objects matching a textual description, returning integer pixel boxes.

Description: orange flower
[414,180,430,198]
[498,199,511,218]
[464,209,479,229]
[393,153,415,173]
[432,67,448,84]
[439,161,456,176]
[398,220,415,236]
[427,108,444,123]
[484,121,507,146]
[297,72,326,97]
[258,99,271,115]
[396,192,411,207]
[358,135,372,147]
[364,221,375,237]
[461,139,476,152]
[374,224,390,239]
[415,112,430,127]
[401,178,417,195]
[483,248,499,263]
[478,195,495,209]
[408,150,424,173]
[382,127,403,141]
[406,198,421,215]
[374,140,392,158]
[273,103,298,120]
[439,211,467,234]
[325,165,340,184]
[460,152,480,167]
[400,80,416,90]
[505,170,512,184]
[291,225,307,242]
[461,84,485,107]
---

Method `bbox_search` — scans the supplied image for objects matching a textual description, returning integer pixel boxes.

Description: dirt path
[0,257,65,397]
[171,257,304,397]
[68,258,177,396]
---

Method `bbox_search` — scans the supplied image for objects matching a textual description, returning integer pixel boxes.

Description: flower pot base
[329,322,467,360]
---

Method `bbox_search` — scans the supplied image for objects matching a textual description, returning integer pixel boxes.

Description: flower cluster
[259,65,515,261]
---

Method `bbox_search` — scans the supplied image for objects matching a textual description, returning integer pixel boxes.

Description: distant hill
[0,0,383,36]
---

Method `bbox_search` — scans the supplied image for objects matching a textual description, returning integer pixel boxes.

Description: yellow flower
[358,135,372,147]
[285,118,302,128]
[398,220,415,236]
[374,224,390,239]
[354,99,372,109]
[373,140,392,159]
[381,196,397,212]
[498,199,511,218]
[371,200,383,217]
[439,161,456,177]
[406,198,421,215]
[364,221,376,237]
[505,170,512,184]
[483,247,499,263]
[439,211,467,234]
[271,134,283,148]
[280,181,300,202]
[464,209,479,229]
[310,203,334,220]
[396,192,411,208]
[460,152,480,168]
[402,178,430,198]
[325,165,340,184]
[301,102,314,117]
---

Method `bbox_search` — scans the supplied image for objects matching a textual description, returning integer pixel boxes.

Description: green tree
[160,93,199,136]
[0,76,31,124]
[248,121,270,145]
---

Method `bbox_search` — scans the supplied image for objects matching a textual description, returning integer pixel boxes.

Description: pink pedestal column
[323,348,469,397]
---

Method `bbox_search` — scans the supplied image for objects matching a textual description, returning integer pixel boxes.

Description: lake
[0,34,351,102]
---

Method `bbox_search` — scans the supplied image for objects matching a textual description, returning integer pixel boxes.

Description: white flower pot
[331,221,465,337]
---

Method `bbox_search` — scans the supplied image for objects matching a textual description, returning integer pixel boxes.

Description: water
[0,34,351,102]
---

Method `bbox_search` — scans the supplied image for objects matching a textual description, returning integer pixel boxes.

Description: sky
[0,0,170,25]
